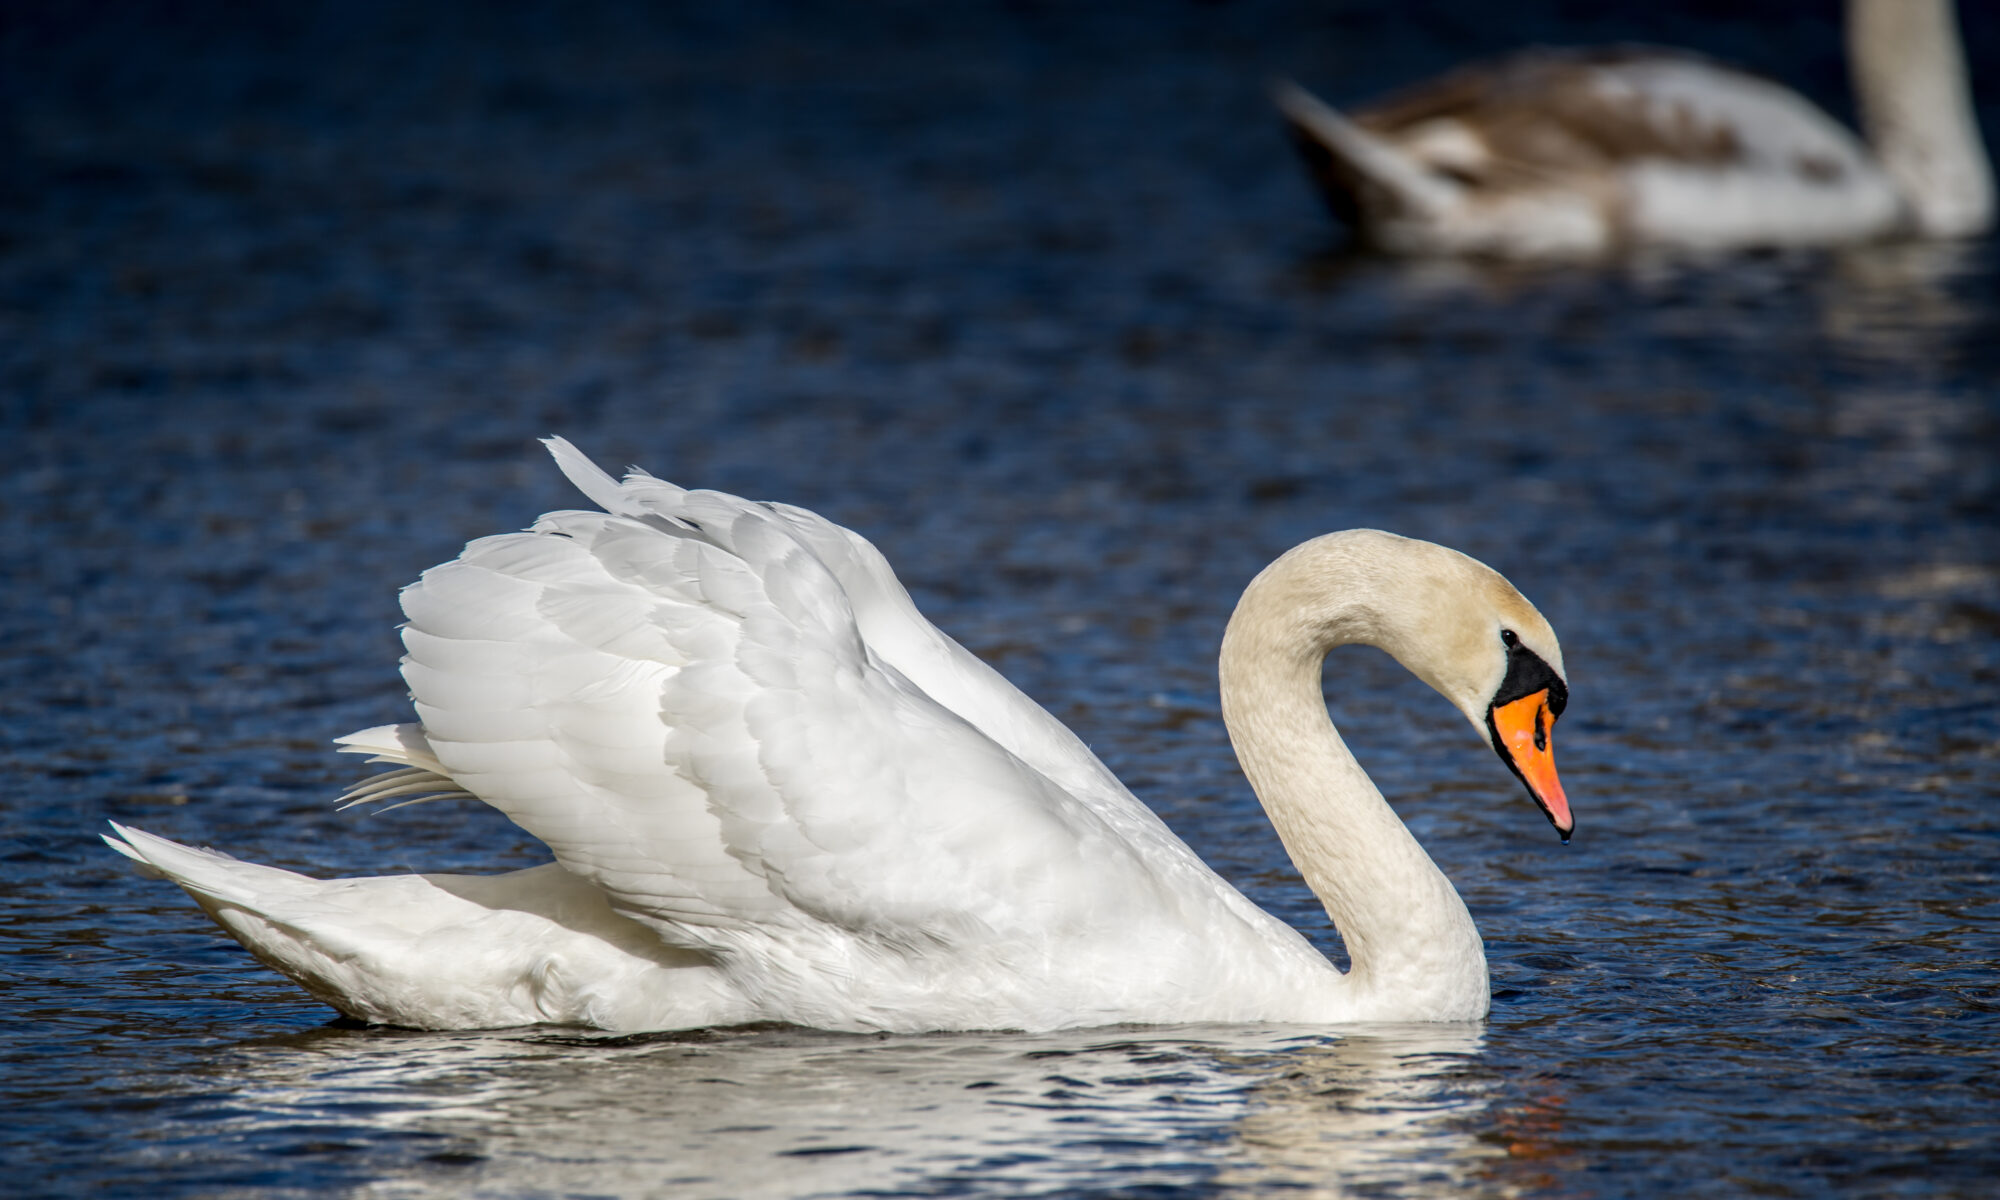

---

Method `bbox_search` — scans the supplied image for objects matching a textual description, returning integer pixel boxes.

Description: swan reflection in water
[199,1021,1515,1197]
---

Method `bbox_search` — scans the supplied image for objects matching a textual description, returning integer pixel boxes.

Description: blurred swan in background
[106,439,1572,1033]
[1275,0,1992,257]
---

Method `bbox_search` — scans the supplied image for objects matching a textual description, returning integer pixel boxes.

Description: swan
[105,438,1573,1033]
[1274,0,1993,257]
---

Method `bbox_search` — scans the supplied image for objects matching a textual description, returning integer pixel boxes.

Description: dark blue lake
[5,1,1998,1195]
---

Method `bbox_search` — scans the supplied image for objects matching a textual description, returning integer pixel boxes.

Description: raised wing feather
[547,438,1193,854]
[391,441,1214,958]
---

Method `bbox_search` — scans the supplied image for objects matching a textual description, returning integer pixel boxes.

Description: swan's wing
[388,444,1188,953]
[544,438,1191,858]
[1352,51,1899,241]
[1355,50,1866,168]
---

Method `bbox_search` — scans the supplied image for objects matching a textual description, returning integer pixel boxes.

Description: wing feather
[369,440,1235,968]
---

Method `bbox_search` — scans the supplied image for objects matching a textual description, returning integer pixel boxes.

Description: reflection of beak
[1488,689,1572,841]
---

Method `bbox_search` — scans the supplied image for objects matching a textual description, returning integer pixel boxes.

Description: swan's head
[1368,533,1572,842]
[1239,530,1573,840]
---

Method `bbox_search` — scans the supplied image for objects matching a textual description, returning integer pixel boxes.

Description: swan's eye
[1500,629,1519,648]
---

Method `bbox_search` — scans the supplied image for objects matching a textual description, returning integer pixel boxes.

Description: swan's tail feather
[100,827,168,879]
[105,821,747,1030]
[104,824,506,1002]
[1270,78,1458,225]
[102,822,320,909]
[103,822,440,1025]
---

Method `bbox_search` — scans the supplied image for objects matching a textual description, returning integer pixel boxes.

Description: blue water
[6,1,1999,1196]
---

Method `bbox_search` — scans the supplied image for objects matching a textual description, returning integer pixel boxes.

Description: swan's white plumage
[103,822,747,1030]
[1276,0,1990,257]
[107,439,1571,1033]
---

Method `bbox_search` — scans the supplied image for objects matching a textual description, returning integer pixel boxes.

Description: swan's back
[1283,49,1905,255]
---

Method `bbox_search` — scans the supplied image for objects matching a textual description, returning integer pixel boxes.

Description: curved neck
[1848,0,1994,237]
[1218,542,1487,1020]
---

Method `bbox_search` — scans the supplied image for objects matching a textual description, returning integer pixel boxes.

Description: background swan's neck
[1847,0,1994,238]
[1218,539,1487,1020]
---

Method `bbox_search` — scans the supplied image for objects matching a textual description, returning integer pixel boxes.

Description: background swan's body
[108,440,1571,1033]
[1276,0,1992,257]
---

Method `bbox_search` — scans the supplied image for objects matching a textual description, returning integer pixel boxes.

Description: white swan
[105,439,1573,1033]
[1274,0,1993,257]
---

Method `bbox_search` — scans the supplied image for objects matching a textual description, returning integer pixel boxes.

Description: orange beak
[1489,689,1572,841]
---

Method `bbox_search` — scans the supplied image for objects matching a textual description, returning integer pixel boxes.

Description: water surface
[4,2,1998,1196]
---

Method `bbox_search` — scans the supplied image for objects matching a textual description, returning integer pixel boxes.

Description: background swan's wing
[389,441,1193,951]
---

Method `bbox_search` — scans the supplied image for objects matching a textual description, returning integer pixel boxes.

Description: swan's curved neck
[1219,540,1487,1020]
[1848,0,1994,238]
